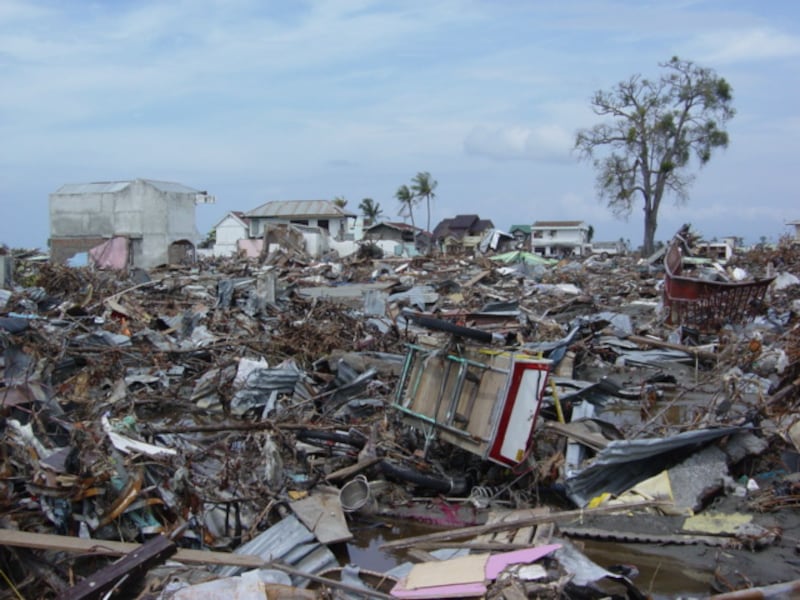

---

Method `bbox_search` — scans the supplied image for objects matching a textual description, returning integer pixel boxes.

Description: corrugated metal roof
[55,181,131,194]
[246,200,355,218]
[532,220,585,228]
[147,179,200,194]
[53,178,200,195]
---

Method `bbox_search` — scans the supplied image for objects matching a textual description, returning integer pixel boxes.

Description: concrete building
[787,220,800,242]
[49,179,214,268]
[530,220,591,258]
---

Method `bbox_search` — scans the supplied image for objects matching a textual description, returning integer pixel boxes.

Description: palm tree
[411,171,437,234]
[358,198,382,226]
[395,185,416,229]
[333,195,348,208]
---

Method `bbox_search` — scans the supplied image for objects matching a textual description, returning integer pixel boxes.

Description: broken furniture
[393,334,551,466]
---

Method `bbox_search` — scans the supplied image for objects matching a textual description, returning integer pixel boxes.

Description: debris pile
[1,227,800,599]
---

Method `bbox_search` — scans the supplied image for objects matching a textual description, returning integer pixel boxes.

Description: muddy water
[340,516,716,597]
[580,540,714,597]
[342,516,434,573]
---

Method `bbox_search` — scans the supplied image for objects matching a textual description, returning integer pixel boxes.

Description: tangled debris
[1,229,800,599]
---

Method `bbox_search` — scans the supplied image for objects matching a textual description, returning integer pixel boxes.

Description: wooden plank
[0,529,268,568]
[476,508,542,545]
[0,529,398,600]
[380,500,661,550]
[463,270,490,288]
[289,489,353,544]
[58,534,175,600]
[325,456,381,483]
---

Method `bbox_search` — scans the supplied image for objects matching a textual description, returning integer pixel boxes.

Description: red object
[663,240,774,332]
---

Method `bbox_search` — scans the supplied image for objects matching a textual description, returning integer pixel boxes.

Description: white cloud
[463,125,573,162]
[697,28,800,64]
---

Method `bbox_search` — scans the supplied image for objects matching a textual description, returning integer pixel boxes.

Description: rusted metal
[663,236,775,331]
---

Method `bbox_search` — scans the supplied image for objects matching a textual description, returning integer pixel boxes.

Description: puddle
[581,539,714,598]
[341,516,437,572]
[341,516,717,597]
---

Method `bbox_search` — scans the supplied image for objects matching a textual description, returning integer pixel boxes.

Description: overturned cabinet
[393,343,551,466]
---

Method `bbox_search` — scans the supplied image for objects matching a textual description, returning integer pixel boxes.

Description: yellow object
[551,379,565,424]
[682,512,752,534]
[587,492,612,508]
[288,490,308,500]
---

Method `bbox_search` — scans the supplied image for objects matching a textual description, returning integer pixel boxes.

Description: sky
[2,0,800,251]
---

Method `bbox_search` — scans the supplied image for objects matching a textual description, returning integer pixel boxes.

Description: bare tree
[575,57,735,255]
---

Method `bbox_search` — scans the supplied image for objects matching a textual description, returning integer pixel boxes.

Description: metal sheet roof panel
[246,200,355,218]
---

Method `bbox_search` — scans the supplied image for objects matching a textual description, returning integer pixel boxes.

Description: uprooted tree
[575,56,735,256]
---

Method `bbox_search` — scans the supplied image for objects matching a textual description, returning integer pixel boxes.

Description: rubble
[1,227,800,598]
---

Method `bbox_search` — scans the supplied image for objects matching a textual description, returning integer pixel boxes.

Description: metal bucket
[339,475,372,513]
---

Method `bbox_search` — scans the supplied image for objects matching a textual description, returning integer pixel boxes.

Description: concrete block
[668,445,730,512]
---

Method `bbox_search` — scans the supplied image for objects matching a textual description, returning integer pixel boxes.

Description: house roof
[246,200,356,219]
[53,178,201,195]
[213,210,250,230]
[450,214,480,229]
[532,220,586,228]
[364,221,422,234]
[509,224,531,234]
[432,214,494,241]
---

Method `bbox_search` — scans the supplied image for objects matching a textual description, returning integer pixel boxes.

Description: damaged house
[243,199,358,258]
[530,221,591,258]
[210,211,251,257]
[432,214,494,254]
[49,178,214,269]
[362,221,426,256]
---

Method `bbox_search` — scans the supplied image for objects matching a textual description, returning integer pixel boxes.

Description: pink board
[390,544,561,599]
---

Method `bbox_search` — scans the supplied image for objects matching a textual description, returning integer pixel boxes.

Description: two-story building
[432,214,494,254]
[49,178,214,268]
[530,221,590,258]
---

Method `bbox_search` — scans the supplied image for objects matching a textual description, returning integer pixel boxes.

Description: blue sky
[2,0,799,250]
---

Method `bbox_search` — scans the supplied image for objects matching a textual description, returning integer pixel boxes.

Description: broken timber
[0,529,397,600]
[58,534,176,600]
[380,500,661,550]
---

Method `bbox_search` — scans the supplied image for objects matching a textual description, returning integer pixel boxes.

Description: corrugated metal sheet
[246,200,354,218]
[564,426,742,506]
[53,179,199,195]
[215,514,337,584]
[146,179,200,194]
[532,221,585,228]
[55,181,131,194]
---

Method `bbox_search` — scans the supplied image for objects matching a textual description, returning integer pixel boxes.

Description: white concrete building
[530,220,591,258]
[212,211,250,257]
[787,220,800,242]
[49,179,214,268]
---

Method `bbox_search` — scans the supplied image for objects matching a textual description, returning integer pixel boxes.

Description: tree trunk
[643,209,657,256]
[426,196,431,234]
